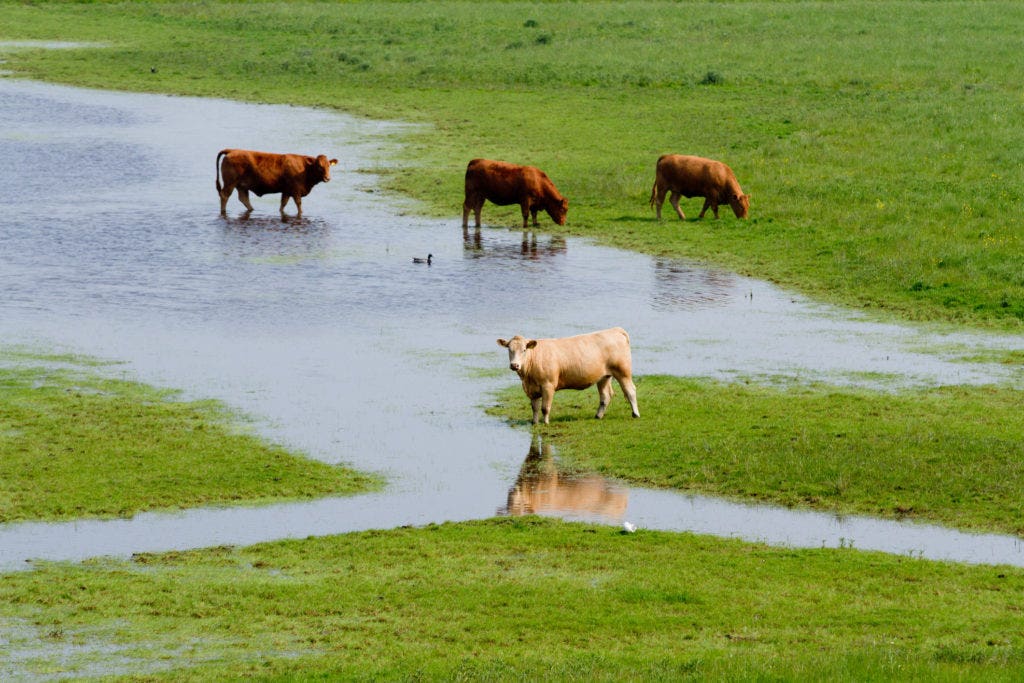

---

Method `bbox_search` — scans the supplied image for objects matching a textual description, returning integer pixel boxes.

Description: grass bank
[488,377,1024,536]
[1,517,1022,680]
[1,1,1022,328]
[0,358,380,522]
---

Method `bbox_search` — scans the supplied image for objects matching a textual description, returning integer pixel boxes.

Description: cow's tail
[648,178,658,209]
[215,149,229,193]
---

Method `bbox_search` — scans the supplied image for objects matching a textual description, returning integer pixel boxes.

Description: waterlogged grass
[0,518,1021,680]
[489,377,1024,536]
[1,1,1023,328]
[0,365,380,522]
[954,349,1024,366]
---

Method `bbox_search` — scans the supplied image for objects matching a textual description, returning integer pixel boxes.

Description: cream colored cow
[497,327,639,425]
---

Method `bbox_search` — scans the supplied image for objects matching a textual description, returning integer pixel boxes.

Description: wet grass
[0,363,381,522]
[488,377,1024,536]
[0,1,1023,329]
[1,517,1022,680]
[954,349,1024,366]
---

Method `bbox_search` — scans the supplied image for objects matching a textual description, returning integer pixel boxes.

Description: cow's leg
[595,376,614,419]
[530,396,543,425]
[696,198,720,220]
[236,189,255,212]
[616,375,640,418]
[464,196,483,228]
[654,185,668,220]
[520,202,531,229]
[540,383,556,424]
[280,194,291,215]
[530,207,540,227]
[669,192,686,220]
[219,183,234,215]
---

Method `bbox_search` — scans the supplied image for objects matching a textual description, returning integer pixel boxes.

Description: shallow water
[1,79,1023,572]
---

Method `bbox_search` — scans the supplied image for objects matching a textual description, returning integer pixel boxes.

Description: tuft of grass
[698,69,724,85]
[0,518,1022,679]
[0,364,381,522]
[488,376,1024,535]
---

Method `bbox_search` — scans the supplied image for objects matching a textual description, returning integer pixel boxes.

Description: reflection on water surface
[500,434,628,521]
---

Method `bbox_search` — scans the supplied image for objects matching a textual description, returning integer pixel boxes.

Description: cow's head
[312,155,339,183]
[547,197,569,226]
[497,336,537,374]
[730,193,750,219]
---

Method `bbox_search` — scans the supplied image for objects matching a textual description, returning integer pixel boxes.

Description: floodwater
[1,79,1023,572]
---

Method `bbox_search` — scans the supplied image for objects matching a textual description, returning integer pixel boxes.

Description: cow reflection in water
[463,227,567,261]
[500,434,628,521]
[219,214,332,260]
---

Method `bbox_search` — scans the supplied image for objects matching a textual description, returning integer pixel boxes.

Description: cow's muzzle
[509,363,520,372]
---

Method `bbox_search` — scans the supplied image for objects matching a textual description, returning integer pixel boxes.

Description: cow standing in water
[497,327,639,425]
[463,158,569,229]
[650,154,750,220]
[216,148,337,217]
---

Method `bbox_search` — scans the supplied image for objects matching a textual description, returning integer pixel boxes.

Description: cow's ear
[526,340,538,349]
[329,159,338,166]
[497,338,509,347]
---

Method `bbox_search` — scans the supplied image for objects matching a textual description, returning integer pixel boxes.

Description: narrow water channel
[1,79,1022,571]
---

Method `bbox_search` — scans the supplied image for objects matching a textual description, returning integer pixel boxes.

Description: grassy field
[1,1,1022,328]
[1,517,1022,680]
[0,358,380,522]
[489,377,1024,536]
[3,3,1024,679]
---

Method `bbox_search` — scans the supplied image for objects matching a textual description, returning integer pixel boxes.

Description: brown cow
[649,154,750,220]
[463,158,569,229]
[497,327,639,425]
[216,148,338,217]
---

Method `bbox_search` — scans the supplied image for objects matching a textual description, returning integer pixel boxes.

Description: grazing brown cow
[497,327,639,425]
[216,148,338,217]
[463,158,569,229]
[649,154,750,220]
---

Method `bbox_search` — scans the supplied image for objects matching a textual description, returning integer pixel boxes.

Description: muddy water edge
[1,79,1024,570]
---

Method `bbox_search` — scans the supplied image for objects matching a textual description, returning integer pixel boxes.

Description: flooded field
[1,79,1023,570]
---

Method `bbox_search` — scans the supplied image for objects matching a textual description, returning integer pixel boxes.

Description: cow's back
[466,158,528,204]
[532,327,632,390]
[220,149,294,193]
[657,154,733,195]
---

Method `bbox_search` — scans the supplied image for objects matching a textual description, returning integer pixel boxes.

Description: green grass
[1,517,1022,680]
[3,5,1024,678]
[1,1,1023,328]
[0,364,381,522]
[488,377,1024,536]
